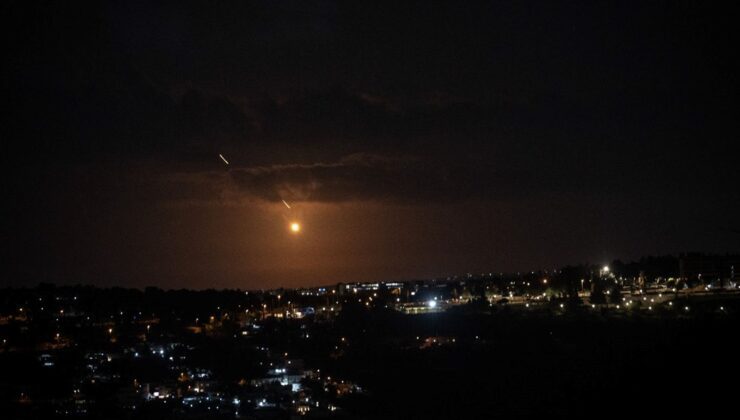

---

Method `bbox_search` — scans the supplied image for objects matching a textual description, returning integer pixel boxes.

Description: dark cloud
[224,152,575,204]
[228,153,451,203]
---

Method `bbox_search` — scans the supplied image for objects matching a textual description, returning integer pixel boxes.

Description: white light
[603,266,610,272]
[428,300,437,308]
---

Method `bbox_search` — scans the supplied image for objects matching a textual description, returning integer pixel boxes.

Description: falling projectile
[219,154,229,165]
[282,199,291,209]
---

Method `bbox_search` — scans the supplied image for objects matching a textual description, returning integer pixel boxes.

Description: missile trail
[219,154,229,165]
[282,199,291,209]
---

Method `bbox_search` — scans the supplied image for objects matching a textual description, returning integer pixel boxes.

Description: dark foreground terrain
[330,306,740,418]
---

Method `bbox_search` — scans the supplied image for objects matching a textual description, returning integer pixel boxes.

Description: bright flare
[290,222,301,233]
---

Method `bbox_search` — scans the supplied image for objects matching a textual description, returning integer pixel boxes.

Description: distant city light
[428,300,437,308]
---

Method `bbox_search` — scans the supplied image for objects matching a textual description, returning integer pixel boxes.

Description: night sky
[4,1,738,289]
